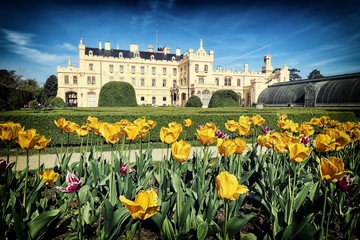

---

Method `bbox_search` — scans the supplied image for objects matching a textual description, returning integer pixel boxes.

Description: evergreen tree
[43,74,58,98]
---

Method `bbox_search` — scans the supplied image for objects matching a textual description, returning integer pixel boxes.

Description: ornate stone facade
[57,38,289,107]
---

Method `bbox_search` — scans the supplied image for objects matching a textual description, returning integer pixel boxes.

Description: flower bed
[0,113,359,239]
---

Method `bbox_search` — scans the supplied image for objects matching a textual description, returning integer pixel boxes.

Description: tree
[43,75,58,98]
[289,68,302,81]
[208,90,239,108]
[307,69,324,79]
[0,69,21,88]
[185,95,203,107]
[98,81,137,107]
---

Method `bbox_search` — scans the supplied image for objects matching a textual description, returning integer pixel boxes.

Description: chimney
[244,64,248,72]
[105,41,111,50]
[175,48,181,56]
[130,43,139,52]
[98,40,102,50]
[147,45,154,52]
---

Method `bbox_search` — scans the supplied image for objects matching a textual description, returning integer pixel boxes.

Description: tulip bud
[336,175,356,192]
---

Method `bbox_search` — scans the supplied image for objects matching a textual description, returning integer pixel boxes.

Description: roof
[85,47,184,61]
[258,72,360,106]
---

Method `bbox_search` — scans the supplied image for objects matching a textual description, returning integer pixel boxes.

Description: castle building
[57,38,289,107]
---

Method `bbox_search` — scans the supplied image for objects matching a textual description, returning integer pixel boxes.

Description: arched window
[150,55,154,60]
[65,91,77,107]
[89,50,93,56]
[119,52,123,58]
[202,90,211,107]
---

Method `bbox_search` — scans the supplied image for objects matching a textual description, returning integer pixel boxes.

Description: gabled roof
[85,47,183,61]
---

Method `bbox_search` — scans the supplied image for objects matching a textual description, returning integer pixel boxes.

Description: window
[131,66,136,73]
[134,52,139,58]
[173,68,177,76]
[152,79,156,87]
[224,77,232,86]
[131,78,136,86]
[119,52,123,58]
[89,63,93,71]
[173,80,177,88]
[64,76,69,84]
[204,65,208,72]
[215,78,219,86]
[237,79,241,86]
[92,76,95,84]
[162,67,167,75]
[163,97,166,102]
[120,65,124,73]
[141,78,145,86]
[141,96,145,101]
[152,67,156,75]
[195,64,199,72]
[87,92,96,107]
[87,76,95,85]
[109,64,113,73]
[150,54,154,60]
[141,66,145,74]
[198,77,204,84]
[162,79,167,87]
[152,97,156,105]
[73,76,78,85]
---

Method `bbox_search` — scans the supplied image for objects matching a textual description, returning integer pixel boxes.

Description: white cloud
[1,28,34,46]
[57,42,77,51]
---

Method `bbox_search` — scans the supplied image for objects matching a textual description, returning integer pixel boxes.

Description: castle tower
[262,54,273,73]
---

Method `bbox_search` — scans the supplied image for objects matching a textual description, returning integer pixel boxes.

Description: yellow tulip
[196,127,217,145]
[288,143,312,163]
[340,122,355,132]
[0,121,22,142]
[204,122,217,131]
[147,119,157,130]
[34,135,51,150]
[238,122,253,136]
[252,115,265,126]
[75,124,89,137]
[99,123,123,144]
[257,134,272,148]
[239,115,251,125]
[217,138,237,157]
[350,127,360,141]
[123,122,139,141]
[40,169,59,185]
[225,120,238,133]
[319,157,350,183]
[234,137,247,154]
[17,129,40,150]
[315,133,336,152]
[184,118,193,128]
[54,117,69,131]
[298,122,314,136]
[119,189,160,220]
[87,116,101,135]
[63,121,79,134]
[160,122,182,144]
[171,139,191,163]
[215,171,249,201]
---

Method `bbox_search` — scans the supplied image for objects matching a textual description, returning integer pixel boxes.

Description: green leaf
[179,198,192,229]
[293,182,312,212]
[240,232,257,240]
[197,221,208,240]
[281,214,315,240]
[162,217,175,240]
[29,209,61,239]
[227,214,256,238]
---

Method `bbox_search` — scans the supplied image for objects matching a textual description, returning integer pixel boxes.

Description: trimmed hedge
[186,96,203,108]
[98,81,137,107]
[208,90,239,108]
[0,107,358,148]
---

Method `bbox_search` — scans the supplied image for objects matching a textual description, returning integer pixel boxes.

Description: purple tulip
[0,159,15,174]
[301,136,310,145]
[120,163,135,175]
[336,175,356,192]
[215,129,229,139]
[261,126,271,134]
[56,171,81,193]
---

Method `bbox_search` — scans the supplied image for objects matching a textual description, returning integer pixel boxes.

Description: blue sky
[1,0,359,86]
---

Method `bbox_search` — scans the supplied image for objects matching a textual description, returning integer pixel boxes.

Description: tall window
[64,76,69,84]
[195,64,199,72]
[224,77,232,86]
[131,78,136,86]
[204,65,208,72]
[141,66,145,74]
[87,92,96,107]
[87,76,95,85]
[152,97,156,105]
[198,77,204,84]
[141,78,145,86]
[141,96,145,101]
[215,78,219,86]
[131,66,136,73]
[237,79,241,86]
[120,65,124,73]
[173,80,177,88]
[73,76,77,85]
[162,67,167,75]
[152,79,156,87]
[89,63,93,71]
[173,68,177,76]
[162,79,167,87]
[109,64,114,73]
[152,67,156,75]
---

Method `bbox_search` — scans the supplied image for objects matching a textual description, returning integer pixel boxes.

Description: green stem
[23,149,29,207]
[76,192,84,240]
[321,183,328,233]
[224,201,229,240]
[137,221,142,240]
[287,163,298,225]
